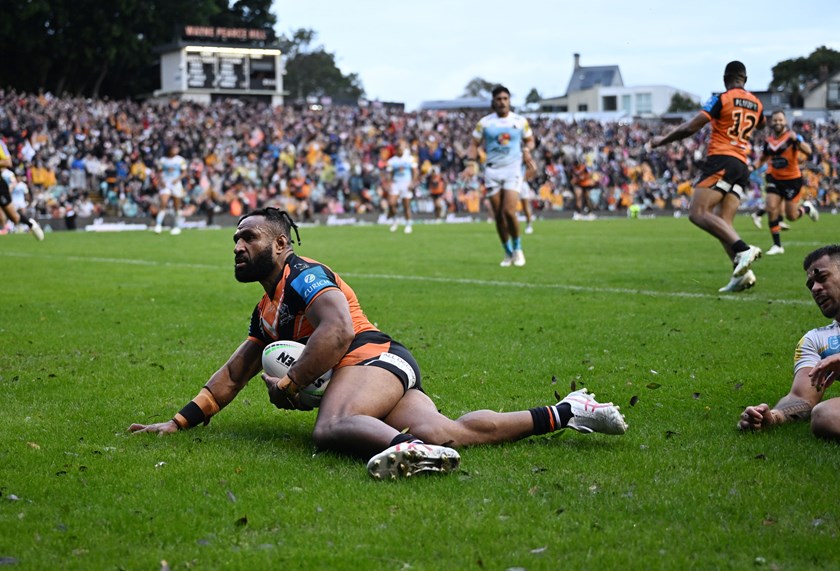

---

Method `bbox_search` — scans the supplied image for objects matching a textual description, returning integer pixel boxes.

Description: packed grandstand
[0,89,837,231]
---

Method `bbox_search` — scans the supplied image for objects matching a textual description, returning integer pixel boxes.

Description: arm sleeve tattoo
[773,396,812,423]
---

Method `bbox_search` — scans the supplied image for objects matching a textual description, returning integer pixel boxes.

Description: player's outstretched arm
[738,368,822,431]
[650,112,708,148]
[129,340,264,434]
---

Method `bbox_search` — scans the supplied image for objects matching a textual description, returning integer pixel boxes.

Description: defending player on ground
[738,245,840,439]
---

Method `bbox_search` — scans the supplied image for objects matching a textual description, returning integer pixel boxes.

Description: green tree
[770,46,840,106]
[278,29,364,102]
[667,92,699,113]
[525,88,542,104]
[462,78,498,98]
[0,0,277,98]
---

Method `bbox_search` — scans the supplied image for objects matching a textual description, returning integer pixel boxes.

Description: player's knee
[311,419,341,450]
[810,402,840,441]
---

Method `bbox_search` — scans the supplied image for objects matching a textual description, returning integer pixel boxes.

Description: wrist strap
[173,387,221,429]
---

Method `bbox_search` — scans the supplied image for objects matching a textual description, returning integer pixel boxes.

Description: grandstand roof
[418,97,491,111]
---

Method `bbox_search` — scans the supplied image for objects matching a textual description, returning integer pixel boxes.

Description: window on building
[621,95,631,112]
[602,95,617,111]
[636,93,652,114]
[577,103,588,112]
[828,81,840,109]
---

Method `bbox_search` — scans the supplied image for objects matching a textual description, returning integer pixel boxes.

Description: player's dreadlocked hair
[239,208,301,245]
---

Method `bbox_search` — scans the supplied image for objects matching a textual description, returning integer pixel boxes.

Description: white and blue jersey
[11,181,28,209]
[387,152,416,183]
[387,151,416,198]
[794,321,840,374]
[472,112,533,169]
[159,154,187,196]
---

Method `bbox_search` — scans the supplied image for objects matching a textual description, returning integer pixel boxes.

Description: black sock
[529,403,574,435]
[731,240,749,254]
[17,212,33,227]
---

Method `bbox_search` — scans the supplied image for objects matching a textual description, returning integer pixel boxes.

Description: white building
[538,53,699,118]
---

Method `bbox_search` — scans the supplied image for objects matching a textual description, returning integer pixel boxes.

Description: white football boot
[29,220,45,241]
[766,244,784,256]
[718,270,756,293]
[512,249,526,267]
[803,200,819,222]
[559,389,628,435]
[732,245,762,277]
[367,442,461,480]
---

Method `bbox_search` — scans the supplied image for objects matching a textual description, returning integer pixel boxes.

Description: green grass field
[2,214,840,570]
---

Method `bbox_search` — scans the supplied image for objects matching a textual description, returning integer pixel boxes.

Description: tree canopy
[462,78,500,99]
[770,46,840,92]
[277,29,364,103]
[667,92,699,113]
[0,0,363,102]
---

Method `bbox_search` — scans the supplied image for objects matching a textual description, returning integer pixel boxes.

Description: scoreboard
[183,47,279,92]
[157,28,284,104]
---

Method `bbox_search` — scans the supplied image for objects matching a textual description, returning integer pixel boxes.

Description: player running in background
[520,177,535,234]
[155,144,188,235]
[754,109,818,256]
[130,208,628,480]
[385,139,418,234]
[651,61,765,293]
[570,158,598,220]
[466,85,536,267]
[0,140,44,240]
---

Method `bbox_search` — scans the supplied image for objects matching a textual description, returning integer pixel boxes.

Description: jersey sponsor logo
[291,266,334,304]
[497,132,511,146]
[377,352,416,388]
[828,335,840,353]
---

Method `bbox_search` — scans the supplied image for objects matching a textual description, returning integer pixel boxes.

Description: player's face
[770,113,787,135]
[233,217,276,282]
[492,92,510,116]
[806,256,840,319]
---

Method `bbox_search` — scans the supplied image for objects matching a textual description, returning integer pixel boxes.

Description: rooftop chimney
[574,53,581,69]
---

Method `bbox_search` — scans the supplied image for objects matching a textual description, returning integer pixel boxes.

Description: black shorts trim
[765,175,803,201]
[346,331,423,392]
[696,155,750,199]
[0,177,10,207]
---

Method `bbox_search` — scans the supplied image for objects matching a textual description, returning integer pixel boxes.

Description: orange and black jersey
[571,163,596,188]
[762,131,803,180]
[247,254,377,345]
[701,88,765,162]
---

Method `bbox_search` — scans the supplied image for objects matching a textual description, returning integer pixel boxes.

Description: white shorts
[160,180,185,199]
[484,164,522,198]
[520,180,534,200]
[389,179,412,200]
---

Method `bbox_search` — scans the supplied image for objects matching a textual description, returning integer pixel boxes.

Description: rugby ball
[261,340,332,409]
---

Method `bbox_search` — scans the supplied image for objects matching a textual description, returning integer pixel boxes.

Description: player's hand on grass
[129,420,179,435]
[263,373,302,410]
[738,404,778,431]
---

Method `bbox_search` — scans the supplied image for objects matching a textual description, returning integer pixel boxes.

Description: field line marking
[1,250,813,306]
[342,272,812,306]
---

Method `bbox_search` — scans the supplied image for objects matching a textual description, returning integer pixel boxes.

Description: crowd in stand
[1,89,838,230]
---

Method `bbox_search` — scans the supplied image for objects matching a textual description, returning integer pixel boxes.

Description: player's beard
[234,247,275,282]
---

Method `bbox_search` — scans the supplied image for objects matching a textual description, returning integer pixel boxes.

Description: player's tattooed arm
[770,395,813,424]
